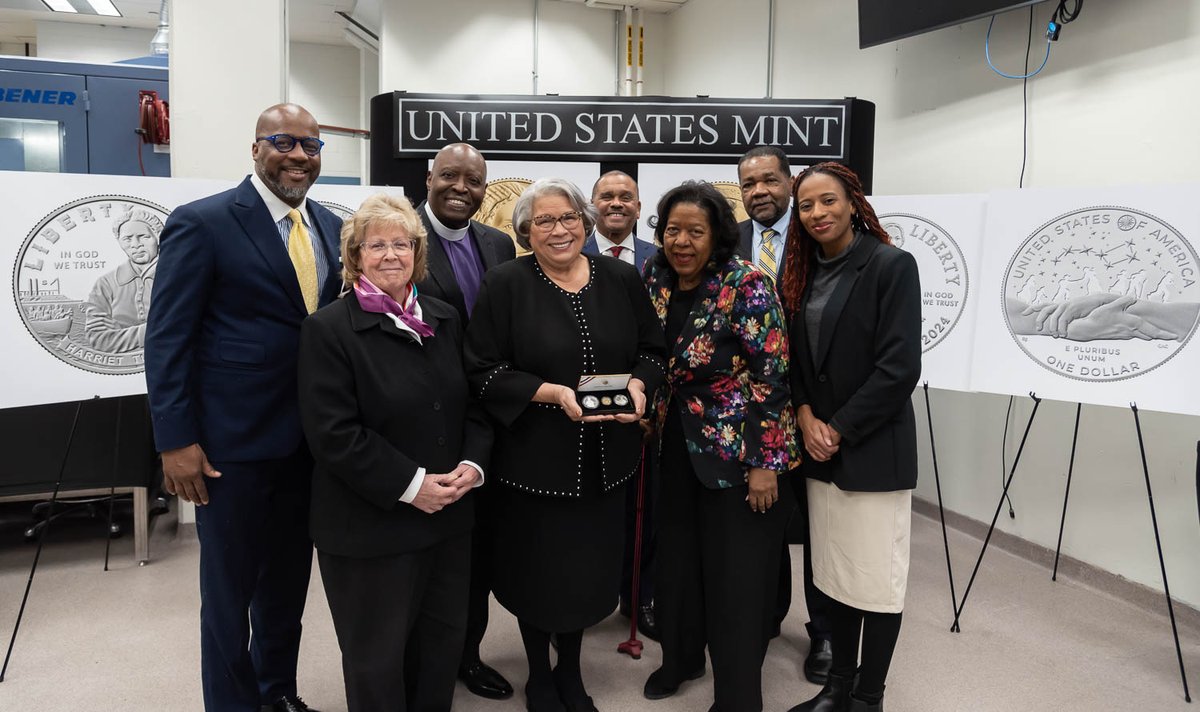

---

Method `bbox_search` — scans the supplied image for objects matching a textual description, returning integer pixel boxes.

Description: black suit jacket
[145,176,342,460]
[790,237,922,492]
[298,293,492,558]
[415,203,517,323]
[737,219,788,300]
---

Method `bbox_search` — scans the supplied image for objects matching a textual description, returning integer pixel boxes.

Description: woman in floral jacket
[642,181,799,712]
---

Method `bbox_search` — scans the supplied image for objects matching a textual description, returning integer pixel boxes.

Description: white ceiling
[0,0,687,50]
[0,0,357,47]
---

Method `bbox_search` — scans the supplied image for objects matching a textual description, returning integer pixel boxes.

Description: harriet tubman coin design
[613,394,630,407]
[1001,206,1200,382]
[14,195,171,375]
[881,214,969,353]
[582,395,600,410]
[600,396,613,406]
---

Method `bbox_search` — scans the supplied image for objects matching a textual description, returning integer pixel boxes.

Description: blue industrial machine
[0,56,169,177]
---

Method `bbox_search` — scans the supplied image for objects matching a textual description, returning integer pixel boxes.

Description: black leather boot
[785,671,853,712]
[847,693,883,711]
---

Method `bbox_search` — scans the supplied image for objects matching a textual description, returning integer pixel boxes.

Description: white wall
[289,41,362,181]
[35,21,153,63]
[170,0,286,181]
[359,45,379,180]
[664,0,1200,606]
[664,0,768,98]
[0,42,34,57]
[378,0,647,97]
[666,0,1200,192]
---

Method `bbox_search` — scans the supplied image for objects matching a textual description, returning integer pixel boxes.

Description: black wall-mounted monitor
[858,0,1046,49]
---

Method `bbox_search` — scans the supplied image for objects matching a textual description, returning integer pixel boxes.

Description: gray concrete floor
[0,501,1196,711]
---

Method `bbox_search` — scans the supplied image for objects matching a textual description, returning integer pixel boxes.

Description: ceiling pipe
[623,4,633,96]
[613,9,621,95]
[149,0,168,56]
[532,0,541,94]
[634,6,644,96]
[766,0,775,98]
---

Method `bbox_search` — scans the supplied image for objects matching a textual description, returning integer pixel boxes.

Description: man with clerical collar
[583,170,655,273]
[737,145,795,294]
[736,145,837,686]
[414,142,517,701]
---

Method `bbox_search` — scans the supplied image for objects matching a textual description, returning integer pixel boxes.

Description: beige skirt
[807,478,912,613]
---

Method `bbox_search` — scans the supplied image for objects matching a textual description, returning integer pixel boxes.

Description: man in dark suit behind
[735,145,835,685]
[145,104,341,712]
[583,170,656,273]
[581,169,660,642]
[414,142,517,700]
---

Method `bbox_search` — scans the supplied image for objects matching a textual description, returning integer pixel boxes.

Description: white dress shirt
[750,211,792,273]
[593,230,637,266]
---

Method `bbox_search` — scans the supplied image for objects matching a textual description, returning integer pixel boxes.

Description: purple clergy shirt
[441,227,486,315]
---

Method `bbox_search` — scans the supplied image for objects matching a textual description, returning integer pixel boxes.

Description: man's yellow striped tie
[759,228,778,284]
[287,208,319,314]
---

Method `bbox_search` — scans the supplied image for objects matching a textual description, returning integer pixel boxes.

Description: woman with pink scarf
[298,192,492,712]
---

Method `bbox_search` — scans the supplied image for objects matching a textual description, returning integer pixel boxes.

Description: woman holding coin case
[464,177,665,712]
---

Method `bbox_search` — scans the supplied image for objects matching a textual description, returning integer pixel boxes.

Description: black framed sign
[370,92,875,200]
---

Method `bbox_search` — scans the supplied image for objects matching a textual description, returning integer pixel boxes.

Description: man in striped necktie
[734,144,837,687]
[146,104,341,712]
[736,145,793,294]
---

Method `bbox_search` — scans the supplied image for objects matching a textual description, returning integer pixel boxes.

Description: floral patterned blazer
[647,255,799,489]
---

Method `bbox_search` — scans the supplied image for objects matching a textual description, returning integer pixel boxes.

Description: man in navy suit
[583,170,655,273]
[412,142,518,701]
[735,145,835,685]
[145,104,341,712]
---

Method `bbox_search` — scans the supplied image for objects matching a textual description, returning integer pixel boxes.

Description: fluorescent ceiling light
[84,0,122,16]
[41,0,79,13]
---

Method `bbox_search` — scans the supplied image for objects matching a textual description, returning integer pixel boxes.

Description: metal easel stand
[103,396,124,571]
[1130,404,1191,703]
[950,392,1042,633]
[1028,400,1190,702]
[921,382,959,629]
[1051,403,1083,581]
[1,398,87,683]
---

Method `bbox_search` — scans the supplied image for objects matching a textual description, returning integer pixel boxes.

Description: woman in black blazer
[465,177,666,712]
[778,163,921,712]
[298,193,492,712]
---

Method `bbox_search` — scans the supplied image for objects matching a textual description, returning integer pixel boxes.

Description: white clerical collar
[250,172,310,225]
[424,202,470,242]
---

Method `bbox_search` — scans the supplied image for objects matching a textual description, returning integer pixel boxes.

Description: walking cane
[618,446,648,659]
